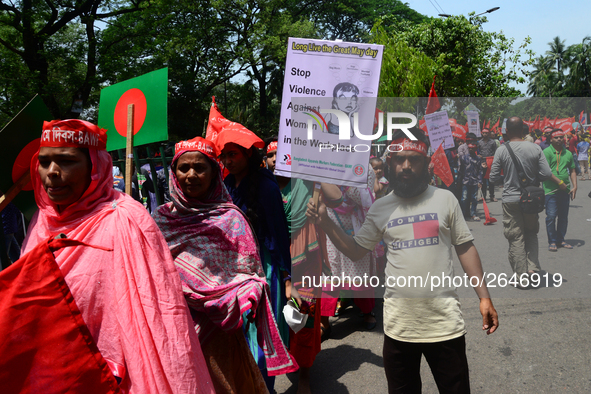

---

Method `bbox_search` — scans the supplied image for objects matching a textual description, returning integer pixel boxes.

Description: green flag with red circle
[98,68,168,151]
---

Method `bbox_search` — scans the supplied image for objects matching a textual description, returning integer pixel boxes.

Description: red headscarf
[32,120,115,225]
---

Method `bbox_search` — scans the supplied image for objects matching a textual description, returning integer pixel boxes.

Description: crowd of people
[1,113,588,393]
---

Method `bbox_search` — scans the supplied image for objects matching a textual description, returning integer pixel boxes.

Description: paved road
[276,180,591,393]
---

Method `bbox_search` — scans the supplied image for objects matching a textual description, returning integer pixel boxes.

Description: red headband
[41,119,107,150]
[266,141,278,154]
[175,137,220,159]
[551,129,564,138]
[390,138,428,156]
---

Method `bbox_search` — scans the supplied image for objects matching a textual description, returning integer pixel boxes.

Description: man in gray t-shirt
[478,128,498,201]
[489,117,555,285]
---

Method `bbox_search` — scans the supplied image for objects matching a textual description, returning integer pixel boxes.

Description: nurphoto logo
[302,108,418,153]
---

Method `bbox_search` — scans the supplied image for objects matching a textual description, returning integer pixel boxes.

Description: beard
[390,165,430,198]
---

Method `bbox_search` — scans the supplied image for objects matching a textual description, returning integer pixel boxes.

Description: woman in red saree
[21,120,214,393]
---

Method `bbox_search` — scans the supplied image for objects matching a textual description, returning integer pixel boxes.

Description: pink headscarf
[152,142,299,376]
[22,120,214,394]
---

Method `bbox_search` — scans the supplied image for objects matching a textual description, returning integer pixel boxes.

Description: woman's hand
[285,279,302,309]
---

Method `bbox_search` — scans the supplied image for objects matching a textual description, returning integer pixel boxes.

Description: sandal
[560,242,573,249]
[334,299,351,316]
[548,243,557,252]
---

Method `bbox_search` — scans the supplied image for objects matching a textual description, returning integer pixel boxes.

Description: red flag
[482,197,497,225]
[431,143,453,186]
[491,118,500,135]
[205,96,263,152]
[580,110,585,123]
[419,119,429,135]
[205,96,228,144]
[449,119,466,140]
[373,108,384,131]
[425,76,441,115]
[552,116,558,127]
[0,238,121,393]
[533,115,540,130]
[484,156,494,179]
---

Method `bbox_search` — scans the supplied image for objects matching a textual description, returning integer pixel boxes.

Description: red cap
[175,136,220,159]
[41,119,107,150]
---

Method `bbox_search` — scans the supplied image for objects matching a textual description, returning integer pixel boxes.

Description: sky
[408,0,590,94]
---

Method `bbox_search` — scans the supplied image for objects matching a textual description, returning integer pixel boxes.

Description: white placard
[501,118,508,134]
[275,37,384,187]
[466,110,480,137]
[424,110,454,150]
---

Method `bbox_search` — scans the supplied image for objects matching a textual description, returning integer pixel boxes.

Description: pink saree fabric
[22,148,214,394]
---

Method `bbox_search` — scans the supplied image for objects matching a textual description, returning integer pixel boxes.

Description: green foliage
[370,24,435,98]
[0,0,147,127]
[528,36,591,98]
[378,15,532,98]
[297,0,427,42]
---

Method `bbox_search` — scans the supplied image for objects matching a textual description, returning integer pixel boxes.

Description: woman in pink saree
[21,119,214,393]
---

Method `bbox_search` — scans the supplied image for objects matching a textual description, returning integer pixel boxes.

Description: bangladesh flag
[98,68,168,151]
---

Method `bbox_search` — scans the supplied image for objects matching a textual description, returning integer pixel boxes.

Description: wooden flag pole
[125,104,135,196]
[0,172,31,213]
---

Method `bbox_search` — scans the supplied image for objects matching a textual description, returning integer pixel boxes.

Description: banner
[466,110,480,137]
[424,110,454,150]
[275,38,384,187]
[98,68,168,151]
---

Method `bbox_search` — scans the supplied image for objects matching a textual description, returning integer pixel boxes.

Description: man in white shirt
[307,129,498,393]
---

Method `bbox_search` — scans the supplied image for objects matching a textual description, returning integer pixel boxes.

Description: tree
[546,36,567,74]
[97,0,261,140]
[527,36,591,99]
[564,37,591,97]
[374,15,533,99]
[298,0,427,42]
[527,55,559,97]
[370,24,435,99]
[0,0,147,124]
